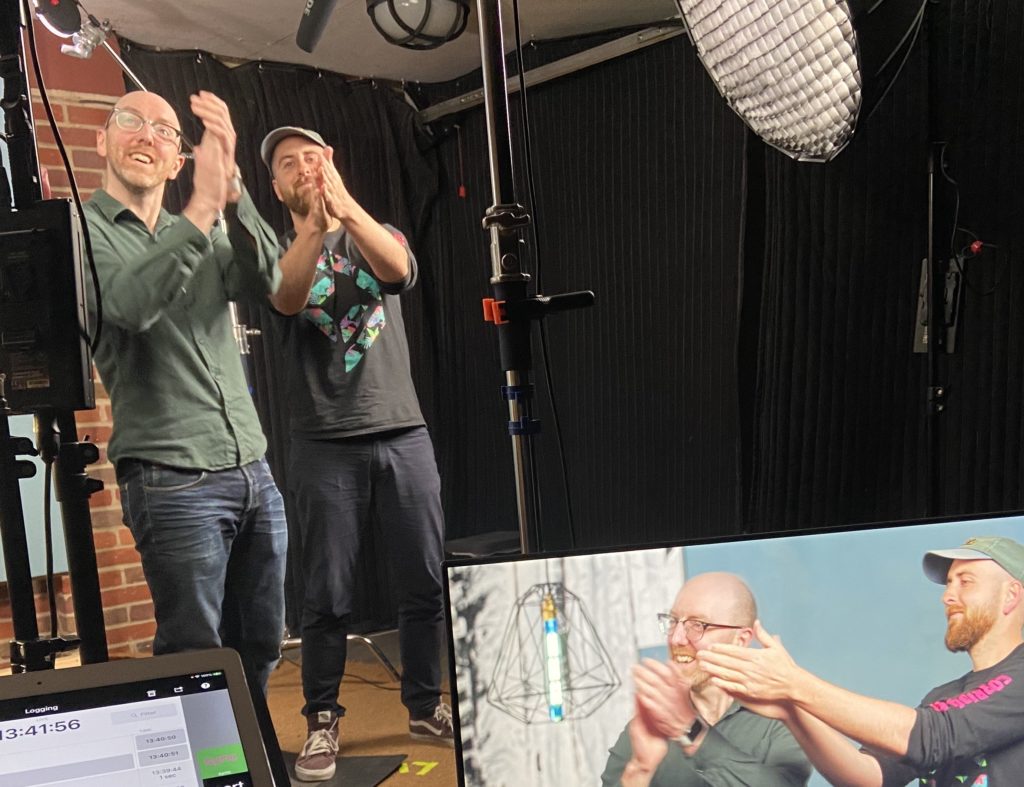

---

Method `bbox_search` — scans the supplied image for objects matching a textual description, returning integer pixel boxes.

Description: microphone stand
[475,0,593,554]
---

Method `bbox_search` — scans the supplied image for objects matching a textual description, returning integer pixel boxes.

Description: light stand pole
[475,0,593,554]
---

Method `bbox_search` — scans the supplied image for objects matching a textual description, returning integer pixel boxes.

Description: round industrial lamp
[675,0,927,162]
[32,0,82,37]
[32,0,111,59]
[366,0,469,50]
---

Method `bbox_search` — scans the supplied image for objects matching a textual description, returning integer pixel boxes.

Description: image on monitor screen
[444,513,1024,786]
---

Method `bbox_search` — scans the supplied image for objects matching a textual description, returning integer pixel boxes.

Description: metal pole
[0,381,43,666]
[925,146,944,517]
[476,0,540,553]
[43,410,108,663]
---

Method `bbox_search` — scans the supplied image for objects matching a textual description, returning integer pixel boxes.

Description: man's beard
[280,182,315,217]
[670,645,712,691]
[945,603,997,652]
[688,665,713,692]
[109,156,165,195]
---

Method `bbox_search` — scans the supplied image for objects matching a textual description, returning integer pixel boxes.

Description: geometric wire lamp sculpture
[486,583,620,724]
[367,0,470,50]
[674,0,927,162]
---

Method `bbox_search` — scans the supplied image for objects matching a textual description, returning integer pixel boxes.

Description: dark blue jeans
[288,426,445,720]
[116,457,287,694]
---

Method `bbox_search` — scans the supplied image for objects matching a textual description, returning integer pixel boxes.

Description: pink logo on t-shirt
[927,675,1012,712]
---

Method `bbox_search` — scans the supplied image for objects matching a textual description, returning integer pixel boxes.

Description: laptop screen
[0,650,273,787]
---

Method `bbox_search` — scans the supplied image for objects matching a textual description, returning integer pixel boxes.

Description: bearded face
[107,143,177,195]
[271,137,328,217]
[670,643,714,690]
[280,179,322,217]
[98,98,185,197]
[945,600,998,652]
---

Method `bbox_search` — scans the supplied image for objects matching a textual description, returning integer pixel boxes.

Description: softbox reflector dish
[675,0,926,161]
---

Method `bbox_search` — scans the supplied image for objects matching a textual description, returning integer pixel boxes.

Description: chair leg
[347,633,402,682]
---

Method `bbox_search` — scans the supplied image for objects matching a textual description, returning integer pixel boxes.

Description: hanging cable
[510,0,577,549]
[24,2,104,353]
[42,456,58,639]
[939,146,1008,297]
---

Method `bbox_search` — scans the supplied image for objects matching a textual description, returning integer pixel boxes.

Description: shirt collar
[90,188,174,232]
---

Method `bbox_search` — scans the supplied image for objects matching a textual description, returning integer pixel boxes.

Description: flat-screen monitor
[443,512,1024,786]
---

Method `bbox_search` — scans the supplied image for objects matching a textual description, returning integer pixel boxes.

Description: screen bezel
[441,507,1024,786]
[0,647,275,786]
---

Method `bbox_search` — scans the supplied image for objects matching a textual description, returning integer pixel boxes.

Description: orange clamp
[482,298,508,325]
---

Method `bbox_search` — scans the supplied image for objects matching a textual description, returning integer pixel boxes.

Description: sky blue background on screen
[684,514,1024,786]
[0,91,70,580]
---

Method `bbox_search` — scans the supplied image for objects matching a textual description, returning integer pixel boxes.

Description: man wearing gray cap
[696,535,1024,786]
[258,126,449,781]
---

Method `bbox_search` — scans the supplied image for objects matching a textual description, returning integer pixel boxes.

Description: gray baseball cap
[922,536,1024,584]
[259,126,326,171]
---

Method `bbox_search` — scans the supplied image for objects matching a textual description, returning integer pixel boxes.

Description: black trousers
[288,426,446,719]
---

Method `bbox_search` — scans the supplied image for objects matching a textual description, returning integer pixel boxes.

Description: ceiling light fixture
[32,0,80,37]
[31,0,146,87]
[366,0,469,50]
[674,0,927,162]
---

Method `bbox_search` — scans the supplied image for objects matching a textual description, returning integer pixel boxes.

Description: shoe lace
[435,702,453,728]
[302,726,339,757]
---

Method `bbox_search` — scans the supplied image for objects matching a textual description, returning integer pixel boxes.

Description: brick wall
[33,89,113,200]
[0,28,156,670]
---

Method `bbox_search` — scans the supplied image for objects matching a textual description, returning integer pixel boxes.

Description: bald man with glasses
[83,89,287,695]
[600,572,811,787]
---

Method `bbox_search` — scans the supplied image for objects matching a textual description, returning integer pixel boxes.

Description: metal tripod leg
[280,632,402,682]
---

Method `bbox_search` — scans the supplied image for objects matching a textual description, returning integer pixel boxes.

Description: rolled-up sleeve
[221,187,282,300]
[902,671,1024,772]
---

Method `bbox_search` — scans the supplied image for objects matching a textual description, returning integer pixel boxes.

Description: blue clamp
[501,384,535,402]
[508,417,541,436]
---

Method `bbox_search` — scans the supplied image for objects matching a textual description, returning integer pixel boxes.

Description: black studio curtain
[746,47,932,531]
[414,33,749,549]
[928,1,1024,515]
[745,0,1024,531]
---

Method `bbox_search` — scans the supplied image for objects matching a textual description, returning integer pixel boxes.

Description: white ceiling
[78,0,680,84]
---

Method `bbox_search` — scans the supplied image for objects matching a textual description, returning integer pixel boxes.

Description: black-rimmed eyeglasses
[107,108,182,146]
[656,614,745,641]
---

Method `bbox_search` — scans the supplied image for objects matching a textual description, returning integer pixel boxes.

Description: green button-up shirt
[84,188,281,470]
[601,702,811,786]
